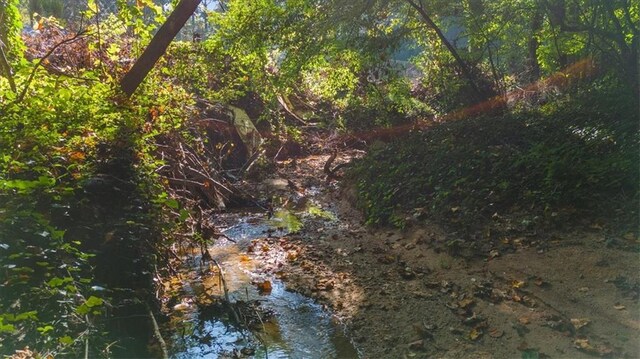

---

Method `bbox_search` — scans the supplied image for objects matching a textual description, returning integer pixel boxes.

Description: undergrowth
[349,76,639,237]
[0,33,194,358]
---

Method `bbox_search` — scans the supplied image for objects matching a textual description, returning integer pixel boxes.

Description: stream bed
[165,205,359,358]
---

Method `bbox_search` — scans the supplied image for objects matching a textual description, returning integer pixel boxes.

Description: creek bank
[247,152,639,358]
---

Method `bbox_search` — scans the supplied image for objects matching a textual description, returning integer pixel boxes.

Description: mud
[246,152,640,358]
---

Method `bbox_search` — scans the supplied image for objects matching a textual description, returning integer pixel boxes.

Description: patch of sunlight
[270,209,303,233]
[306,204,337,221]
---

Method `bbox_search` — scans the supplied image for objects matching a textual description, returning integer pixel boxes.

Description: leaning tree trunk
[120,0,202,96]
[404,0,492,103]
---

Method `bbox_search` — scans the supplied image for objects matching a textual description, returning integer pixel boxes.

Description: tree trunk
[120,0,202,96]
[527,6,543,82]
[404,0,491,103]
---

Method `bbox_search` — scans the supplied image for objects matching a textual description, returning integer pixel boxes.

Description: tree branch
[16,29,88,102]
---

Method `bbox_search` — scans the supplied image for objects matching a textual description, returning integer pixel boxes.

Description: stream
[164,198,359,358]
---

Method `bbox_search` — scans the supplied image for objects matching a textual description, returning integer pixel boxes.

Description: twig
[0,39,16,93]
[210,256,230,303]
[16,29,88,102]
[145,302,169,359]
[254,307,269,359]
[209,254,244,330]
[238,149,265,179]
[84,336,89,359]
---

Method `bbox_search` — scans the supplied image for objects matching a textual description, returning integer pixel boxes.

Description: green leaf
[165,198,179,209]
[0,322,15,333]
[85,295,103,307]
[15,311,38,321]
[87,0,98,13]
[76,304,89,315]
[59,335,74,345]
[179,209,190,221]
[37,325,54,334]
[47,277,71,288]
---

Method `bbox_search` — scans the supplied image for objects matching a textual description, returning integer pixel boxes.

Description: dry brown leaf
[256,280,272,294]
[488,327,504,338]
[570,318,590,330]
[286,251,298,261]
[518,316,530,325]
[574,338,598,354]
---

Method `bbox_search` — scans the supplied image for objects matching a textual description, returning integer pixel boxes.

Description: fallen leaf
[613,304,626,310]
[488,327,504,338]
[534,277,544,286]
[578,287,589,292]
[458,298,475,309]
[512,280,526,289]
[286,251,298,261]
[589,222,603,230]
[239,255,251,262]
[256,280,272,294]
[574,338,595,353]
[408,339,424,351]
[518,316,530,325]
[469,328,482,340]
[570,318,590,330]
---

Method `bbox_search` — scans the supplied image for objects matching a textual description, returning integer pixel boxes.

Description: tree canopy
[0,0,637,357]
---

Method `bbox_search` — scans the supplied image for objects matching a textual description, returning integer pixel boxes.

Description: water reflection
[167,211,358,358]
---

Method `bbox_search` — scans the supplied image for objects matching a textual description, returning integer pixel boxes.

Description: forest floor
[242,151,639,359]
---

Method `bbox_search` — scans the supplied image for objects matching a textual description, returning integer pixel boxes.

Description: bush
[348,75,639,231]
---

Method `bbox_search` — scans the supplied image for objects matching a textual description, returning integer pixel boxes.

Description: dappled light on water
[165,209,360,358]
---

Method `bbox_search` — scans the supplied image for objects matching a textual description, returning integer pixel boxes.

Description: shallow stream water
[167,205,359,358]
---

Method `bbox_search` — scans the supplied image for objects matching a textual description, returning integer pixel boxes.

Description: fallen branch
[277,95,308,125]
[145,302,169,359]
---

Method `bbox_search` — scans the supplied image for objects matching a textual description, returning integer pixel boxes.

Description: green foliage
[0,21,194,355]
[349,75,639,230]
[0,0,25,60]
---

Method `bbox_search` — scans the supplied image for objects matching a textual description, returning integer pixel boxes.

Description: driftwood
[323,150,351,181]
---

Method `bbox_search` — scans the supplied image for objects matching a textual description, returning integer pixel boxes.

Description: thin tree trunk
[120,0,202,96]
[404,0,489,102]
[527,6,543,82]
[0,41,16,93]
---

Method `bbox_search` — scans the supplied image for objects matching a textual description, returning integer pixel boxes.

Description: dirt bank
[246,152,639,358]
